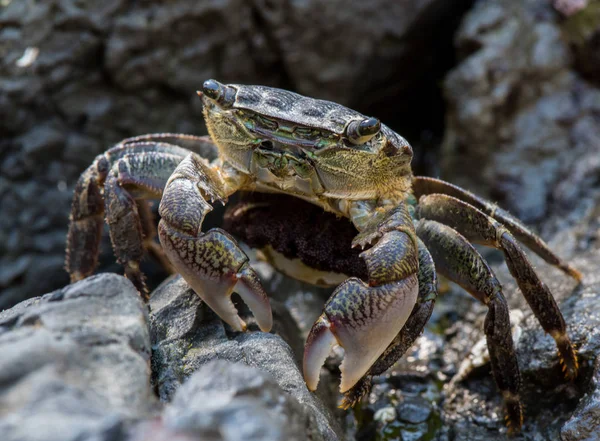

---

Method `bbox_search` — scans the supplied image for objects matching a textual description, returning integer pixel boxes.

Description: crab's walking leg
[341,238,438,408]
[65,164,105,282]
[136,200,175,274]
[66,134,216,293]
[417,219,523,433]
[413,176,581,280]
[158,153,272,332]
[417,194,578,379]
[303,203,420,397]
[104,151,185,299]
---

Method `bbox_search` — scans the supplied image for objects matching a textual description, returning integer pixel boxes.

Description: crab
[66,79,582,432]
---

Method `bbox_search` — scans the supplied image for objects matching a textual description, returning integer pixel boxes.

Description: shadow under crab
[65,80,581,432]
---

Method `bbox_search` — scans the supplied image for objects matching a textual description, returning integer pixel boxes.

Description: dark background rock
[442,0,600,224]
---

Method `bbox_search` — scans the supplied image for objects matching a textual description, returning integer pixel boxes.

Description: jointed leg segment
[413,176,581,280]
[66,134,217,296]
[157,153,272,332]
[417,219,523,432]
[417,193,578,380]
[412,177,580,432]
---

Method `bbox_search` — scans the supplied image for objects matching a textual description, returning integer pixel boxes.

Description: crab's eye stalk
[200,79,236,108]
[345,117,381,145]
[202,79,221,100]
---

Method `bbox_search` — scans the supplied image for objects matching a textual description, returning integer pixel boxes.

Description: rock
[396,395,433,425]
[0,273,156,441]
[134,359,323,441]
[561,358,600,441]
[562,0,600,83]
[149,275,341,441]
[442,0,600,223]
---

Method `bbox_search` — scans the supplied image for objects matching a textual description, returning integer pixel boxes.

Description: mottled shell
[230,84,410,151]
[231,84,367,135]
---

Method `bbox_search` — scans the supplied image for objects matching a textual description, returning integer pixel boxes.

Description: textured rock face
[0,274,155,441]
[562,359,600,441]
[136,359,326,441]
[2,0,600,439]
[0,273,343,441]
[442,0,600,223]
[149,275,341,441]
[0,0,469,308]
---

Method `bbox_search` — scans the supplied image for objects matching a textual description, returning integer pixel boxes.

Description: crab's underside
[65,80,581,433]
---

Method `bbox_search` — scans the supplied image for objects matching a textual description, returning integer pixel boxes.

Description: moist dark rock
[442,0,600,223]
[149,274,341,441]
[561,358,600,441]
[0,273,156,441]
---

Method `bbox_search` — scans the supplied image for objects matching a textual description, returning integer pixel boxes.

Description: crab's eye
[202,79,221,99]
[201,79,235,108]
[345,117,381,144]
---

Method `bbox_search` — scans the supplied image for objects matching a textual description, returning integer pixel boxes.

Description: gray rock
[561,358,600,441]
[0,273,157,441]
[135,359,320,441]
[442,0,600,223]
[149,275,341,441]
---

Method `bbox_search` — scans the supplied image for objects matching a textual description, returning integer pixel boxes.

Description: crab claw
[303,274,418,393]
[159,224,272,333]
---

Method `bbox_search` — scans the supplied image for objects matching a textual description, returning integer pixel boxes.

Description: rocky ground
[1,0,599,440]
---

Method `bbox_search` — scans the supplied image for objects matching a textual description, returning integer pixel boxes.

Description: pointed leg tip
[564,265,583,282]
[560,355,579,381]
[504,398,523,435]
[338,400,352,411]
[554,332,579,381]
[70,272,84,283]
